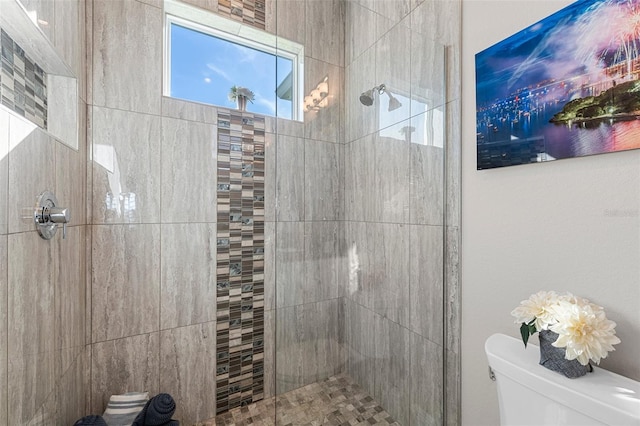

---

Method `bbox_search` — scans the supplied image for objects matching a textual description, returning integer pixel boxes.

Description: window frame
[163,0,304,121]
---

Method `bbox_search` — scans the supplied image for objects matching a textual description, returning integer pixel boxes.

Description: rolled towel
[132,393,177,426]
[102,391,149,426]
[73,415,108,426]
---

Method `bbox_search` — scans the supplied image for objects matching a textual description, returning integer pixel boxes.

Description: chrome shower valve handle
[34,191,71,240]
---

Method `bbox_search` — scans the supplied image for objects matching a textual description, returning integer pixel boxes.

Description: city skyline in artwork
[475,0,640,169]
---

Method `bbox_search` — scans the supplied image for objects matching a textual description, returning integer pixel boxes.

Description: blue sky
[170,23,292,118]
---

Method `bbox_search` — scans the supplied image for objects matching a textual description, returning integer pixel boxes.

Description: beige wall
[0,0,88,424]
[462,1,640,424]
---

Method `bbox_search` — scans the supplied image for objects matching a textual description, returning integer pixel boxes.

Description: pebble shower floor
[202,374,401,425]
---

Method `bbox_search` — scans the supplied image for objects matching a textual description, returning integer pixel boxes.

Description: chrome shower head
[359,89,375,106]
[359,84,402,111]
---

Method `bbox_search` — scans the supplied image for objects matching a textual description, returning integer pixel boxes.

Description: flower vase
[538,330,592,378]
[236,95,248,111]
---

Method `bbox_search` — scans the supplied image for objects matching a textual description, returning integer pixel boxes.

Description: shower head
[359,89,375,106]
[359,84,403,111]
[386,92,402,111]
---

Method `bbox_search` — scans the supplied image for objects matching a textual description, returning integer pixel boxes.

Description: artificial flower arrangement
[228,86,255,104]
[511,291,620,367]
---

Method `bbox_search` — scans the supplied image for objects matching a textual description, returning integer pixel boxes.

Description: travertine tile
[161,97,218,124]
[91,106,162,224]
[91,333,160,414]
[19,0,54,40]
[445,225,460,354]
[410,33,446,112]
[304,139,342,221]
[56,225,86,375]
[7,121,55,234]
[347,222,410,326]
[410,331,444,426]
[0,110,8,235]
[344,135,376,222]
[409,133,445,226]
[367,0,413,26]
[264,132,276,223]
[92,0,162,114]
[409,224,444,345]
[56,350,87,425]
[374,317,410,426]
[305,0,344,67]
[91,224,161,342]
[264,221,276,311]
[56,133,87,227]
[304,221,341,304]
[375,18,412,125]
[275,222,304,308]
[344,299,376,396]
[346,1,393,66]
[7,232,56,424]
[446,100,461,228]
[0,236,6,426]
[410,0,461,102]
[263,309,275,399]
[160,223,217,329]
[304,59,343,144]
[371,122,411,224]
[275,300,344,394]
[161,117,217,223]
[160,322,217,425]
[445,348,461,426]
[276,134,305,221]
[345,48,377,142]
[52,0,82,91]
[275,0,305,45]
[181,0,219,13]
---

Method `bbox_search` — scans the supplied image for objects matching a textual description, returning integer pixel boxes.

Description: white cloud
[255,96,276,115]
[204,77,211,83]
[232,44,258,63]
[206,64,232,82]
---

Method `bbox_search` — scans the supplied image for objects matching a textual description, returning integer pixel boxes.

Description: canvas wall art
[475,0,640,169]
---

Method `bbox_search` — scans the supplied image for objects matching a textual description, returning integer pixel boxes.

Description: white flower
[550,300,621,365]
[511,290,559,331]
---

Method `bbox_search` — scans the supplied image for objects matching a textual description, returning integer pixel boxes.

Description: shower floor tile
[200,373,400,426]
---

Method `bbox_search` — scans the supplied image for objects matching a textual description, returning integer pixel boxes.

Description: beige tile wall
[343,0,461,425]
[87,0,347,423]
[0,0,459,425]
[0,0,88,424]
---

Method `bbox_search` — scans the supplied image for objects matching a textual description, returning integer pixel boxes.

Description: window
[164,0,304,121]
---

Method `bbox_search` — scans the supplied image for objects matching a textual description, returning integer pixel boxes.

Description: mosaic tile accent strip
[203,374,402,426]
[216,0,266,30]
[216,111,266,415]
[0,28,48,129]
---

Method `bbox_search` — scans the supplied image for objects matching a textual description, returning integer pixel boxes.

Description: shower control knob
[49,207,70,224]
[33,191,71,240]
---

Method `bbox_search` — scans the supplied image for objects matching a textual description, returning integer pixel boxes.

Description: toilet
[485,333,640,425]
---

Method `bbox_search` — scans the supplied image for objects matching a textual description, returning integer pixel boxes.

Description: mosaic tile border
[216,111,266,414]
[0,28,48,129]
[217,0,266,30]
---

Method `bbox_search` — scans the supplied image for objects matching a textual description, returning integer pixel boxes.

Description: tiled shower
[0,0,460,424]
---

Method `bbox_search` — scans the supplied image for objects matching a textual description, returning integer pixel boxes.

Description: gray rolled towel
[132,393,177,426]
[73,415,108,426]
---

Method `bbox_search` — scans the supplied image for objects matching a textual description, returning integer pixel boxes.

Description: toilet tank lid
[485,333,640,425]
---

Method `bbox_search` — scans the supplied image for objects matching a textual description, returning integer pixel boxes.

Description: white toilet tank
[485,333,640,426]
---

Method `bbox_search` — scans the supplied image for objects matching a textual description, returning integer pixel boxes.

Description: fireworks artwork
[475,0,640,170]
